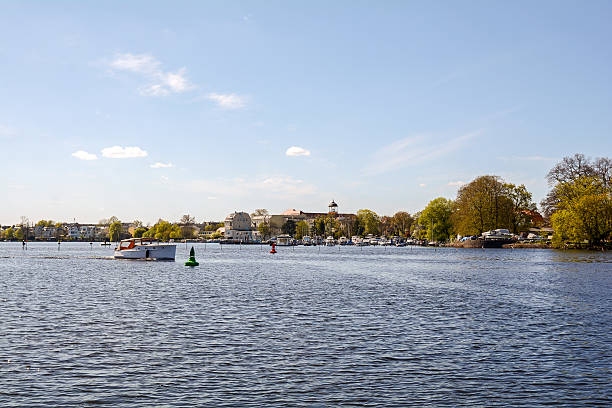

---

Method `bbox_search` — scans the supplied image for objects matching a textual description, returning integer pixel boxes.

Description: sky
[1,0,611,225]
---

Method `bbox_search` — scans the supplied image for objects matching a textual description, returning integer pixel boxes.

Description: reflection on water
[0,243,610,407]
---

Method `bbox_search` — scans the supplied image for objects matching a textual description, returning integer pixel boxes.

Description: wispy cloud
[285,146,311,157]
[101,146,148,159]
[108,53,194,96]
[109,53,160,74]
[448,181,466,187]
[186,175,316,198]
[207,93,247,109]
[72,150,98,161]
[364,130,483,175]
[150,162,174,168]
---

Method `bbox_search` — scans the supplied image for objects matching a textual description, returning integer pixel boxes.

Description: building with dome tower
[251,200,356,237]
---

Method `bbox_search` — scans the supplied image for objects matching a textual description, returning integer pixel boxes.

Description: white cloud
[286,146,311,157]
[109,53,160,74]
[364,130,483,175]
[101,146,148,159]
[207,196,217,200]
[448,181,466,187]
[150,162,174,168]
[72,150,98,161]
[108,53,194,96]
[207,93,247,109]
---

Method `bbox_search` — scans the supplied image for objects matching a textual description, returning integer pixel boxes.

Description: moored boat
[113,238,176,260]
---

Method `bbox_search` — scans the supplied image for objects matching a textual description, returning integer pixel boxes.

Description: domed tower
[328,200,338,215]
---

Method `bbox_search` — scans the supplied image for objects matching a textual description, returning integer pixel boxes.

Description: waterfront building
[252,200,356,237]
[224,211,260,241]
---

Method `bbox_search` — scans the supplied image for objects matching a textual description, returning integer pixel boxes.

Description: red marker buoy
[270,243,277,254]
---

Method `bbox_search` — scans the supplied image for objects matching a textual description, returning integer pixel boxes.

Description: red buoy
[270,243,277,254]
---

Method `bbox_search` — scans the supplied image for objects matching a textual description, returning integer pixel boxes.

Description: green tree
[4,227,15,240]
[452,175,521,235]
[391,211,413,237]
[419,198,453,242]
[312,217,326,236]
[143,220,182,241]
[551,177,612,247]
[356,209,380,236]
[257,222,271,239]
[109,221,122,242]
[295,221,310,239]
[133,227,147,238]
[15,227,25,240]
[281,219,297,236]
[542,154,612,217]
[504,183,536,233]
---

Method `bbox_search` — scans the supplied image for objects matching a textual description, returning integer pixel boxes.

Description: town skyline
[2,1,611,224]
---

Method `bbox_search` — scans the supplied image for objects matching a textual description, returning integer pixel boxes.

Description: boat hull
[114,244,176,260]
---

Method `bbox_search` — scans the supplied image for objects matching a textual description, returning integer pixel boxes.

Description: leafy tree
[257,221,271,239]
[179,214,197,239]
[542,154,612,217]
[312,217,326,236]
[109,221,122,242]
[281,219,297,236]
[391,211,413,237]
[143,220,182,241]
[351,216,364,236]
[133,227,147,238]
[132,220,144,228]
[4,227,15,240]
[551,177,612,247]
[323,215,341,238]
[15,227,25,240]
[356,209,380,236]
[380,216,392,236]
[419,198,453,241]
[295,221,310,239]
[452,175,534,235]
[504,183,536,233]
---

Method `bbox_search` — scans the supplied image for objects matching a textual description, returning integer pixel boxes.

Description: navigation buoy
[270,243,277,254]
[185,246,199,266]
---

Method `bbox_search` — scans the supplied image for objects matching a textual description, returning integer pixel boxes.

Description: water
[1,242,610,406]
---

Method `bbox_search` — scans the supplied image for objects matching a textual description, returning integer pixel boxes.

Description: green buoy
[185,246,199,266]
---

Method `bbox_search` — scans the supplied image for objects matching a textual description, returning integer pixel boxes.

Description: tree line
[270,154,611,248]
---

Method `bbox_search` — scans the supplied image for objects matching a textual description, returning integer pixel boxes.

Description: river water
[0,242,610,406]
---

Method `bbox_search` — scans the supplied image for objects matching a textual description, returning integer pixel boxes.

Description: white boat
[114,238,176,260]
[325,236,336,246]
[276,234,294,246]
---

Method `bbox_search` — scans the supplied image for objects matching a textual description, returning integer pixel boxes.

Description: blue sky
[1,1,611,225]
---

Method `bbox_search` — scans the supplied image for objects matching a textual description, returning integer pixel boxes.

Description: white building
[224,212,260,241]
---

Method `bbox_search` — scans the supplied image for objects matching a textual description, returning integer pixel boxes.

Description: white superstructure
[113,238,176,260]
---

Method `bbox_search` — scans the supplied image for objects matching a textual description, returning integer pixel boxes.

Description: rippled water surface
[1,242,611,406]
